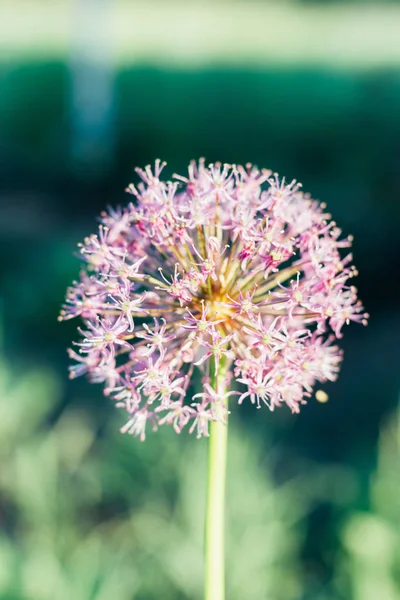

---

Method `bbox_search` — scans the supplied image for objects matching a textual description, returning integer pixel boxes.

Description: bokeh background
[1,0,400,598]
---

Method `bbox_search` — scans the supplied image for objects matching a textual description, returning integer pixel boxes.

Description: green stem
[204,361,228,600]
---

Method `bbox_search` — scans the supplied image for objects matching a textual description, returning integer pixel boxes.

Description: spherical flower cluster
[60,160,368,440]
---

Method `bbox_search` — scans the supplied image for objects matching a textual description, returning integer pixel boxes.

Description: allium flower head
[60,160,368,440]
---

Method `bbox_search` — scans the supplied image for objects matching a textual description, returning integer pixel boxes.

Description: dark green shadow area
[1,60,399,443]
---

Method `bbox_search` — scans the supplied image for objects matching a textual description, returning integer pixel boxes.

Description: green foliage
[0,358,399,599]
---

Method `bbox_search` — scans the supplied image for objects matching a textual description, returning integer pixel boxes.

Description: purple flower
[60,159,368,440]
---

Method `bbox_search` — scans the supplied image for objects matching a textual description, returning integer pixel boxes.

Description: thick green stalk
[204,361,228,600]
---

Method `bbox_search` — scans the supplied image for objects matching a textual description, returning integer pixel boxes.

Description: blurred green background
[1,0,400,598]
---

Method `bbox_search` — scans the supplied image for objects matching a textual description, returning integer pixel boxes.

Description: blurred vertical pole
[69,0,115,177]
